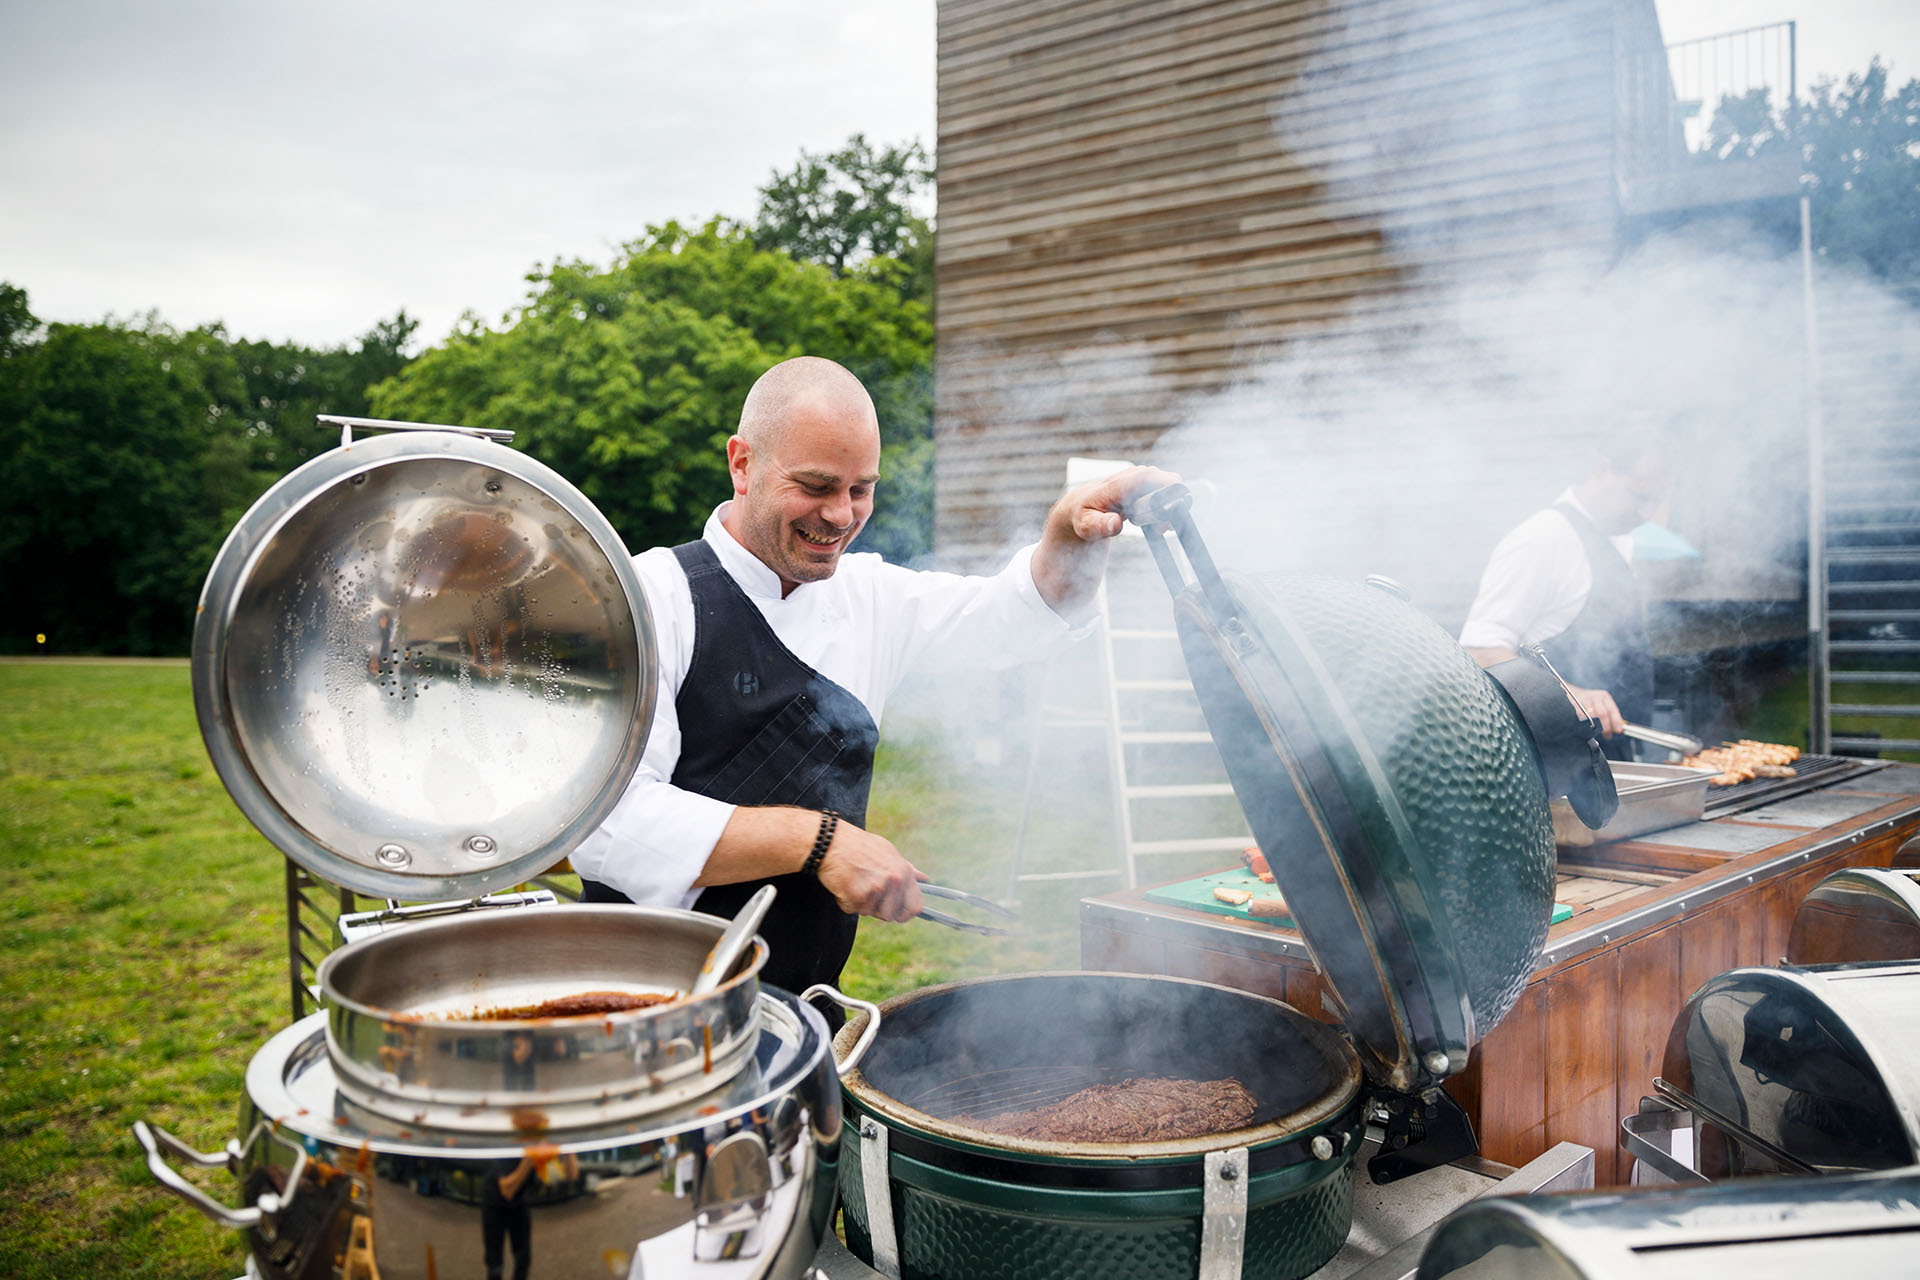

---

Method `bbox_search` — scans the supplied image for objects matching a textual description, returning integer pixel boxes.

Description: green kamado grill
[833,484,1616,1280]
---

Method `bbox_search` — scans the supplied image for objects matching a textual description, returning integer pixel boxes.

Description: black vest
[1539,502,1654,761]
[581,540,879,997]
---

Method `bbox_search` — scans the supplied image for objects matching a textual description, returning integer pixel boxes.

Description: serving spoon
[690,883,777,996]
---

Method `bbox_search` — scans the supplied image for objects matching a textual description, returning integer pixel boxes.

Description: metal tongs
[1622,723,1704,757]
[916,883,1019,936]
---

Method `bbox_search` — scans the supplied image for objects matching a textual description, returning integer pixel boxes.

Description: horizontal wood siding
[934,0,1639,601]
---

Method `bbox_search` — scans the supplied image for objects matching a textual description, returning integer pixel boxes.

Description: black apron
[581,540,879,999]
[1538,502,1654,762]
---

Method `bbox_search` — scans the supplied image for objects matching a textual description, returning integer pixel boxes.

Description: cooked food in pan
[961,1076,1258,1143]
[467,990,678,1020]
[1678,739,1801,787]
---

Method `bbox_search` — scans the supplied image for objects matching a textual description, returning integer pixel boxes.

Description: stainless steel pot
[318,904,768,1134]
[138,984,880,1280]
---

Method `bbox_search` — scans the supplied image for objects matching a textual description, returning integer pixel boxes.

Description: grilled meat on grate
[961,1076,1257,1143]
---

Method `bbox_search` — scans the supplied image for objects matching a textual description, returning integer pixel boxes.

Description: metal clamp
[1199,1146,1250,1280]
[857,1116,900,1280]
[320,413,515,446]
[801,984,883,1074]
[133,1118,310,1232]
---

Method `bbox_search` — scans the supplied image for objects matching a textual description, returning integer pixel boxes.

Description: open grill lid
[1129,485,1613,1093]
[193,419,657,900]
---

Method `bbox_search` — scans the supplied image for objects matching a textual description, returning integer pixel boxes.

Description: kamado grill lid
[193,419,656,900]
[1129,485,1611,1093]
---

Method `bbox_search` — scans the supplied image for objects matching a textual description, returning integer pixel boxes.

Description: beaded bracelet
[802,810,840,877]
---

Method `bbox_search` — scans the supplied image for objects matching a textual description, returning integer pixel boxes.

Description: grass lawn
[0,659,1126,1278]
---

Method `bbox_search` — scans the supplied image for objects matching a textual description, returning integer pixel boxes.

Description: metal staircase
[1816,285,1920,760]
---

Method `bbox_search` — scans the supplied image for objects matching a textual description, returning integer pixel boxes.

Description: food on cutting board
[1678,739,1801,787]
[1248,896,1290,919]
[1241,845,1274,883]
[1213,886,1254,906]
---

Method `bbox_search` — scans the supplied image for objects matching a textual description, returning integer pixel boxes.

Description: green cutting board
[1143,867,1294,924]
[1144,867,1574,928]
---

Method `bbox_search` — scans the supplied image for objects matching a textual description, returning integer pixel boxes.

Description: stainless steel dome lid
[193,422,656,899]
[1130,485,1604,1094]
[1659,961,1920,1176]
[1415,1166,1920,1280]
[1787,866,1920,965]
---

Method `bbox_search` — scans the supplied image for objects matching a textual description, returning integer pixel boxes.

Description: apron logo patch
[732,671,760,697]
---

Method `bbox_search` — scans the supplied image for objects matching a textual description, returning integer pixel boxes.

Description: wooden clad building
[932,0,1793,627]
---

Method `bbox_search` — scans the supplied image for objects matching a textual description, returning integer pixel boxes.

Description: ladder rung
[1014,869,1122,883]
[1124,783,1238,799]
[1831,611,1920,622]
[1830,580,1920,593]
[1832,736,1920,752]
[1119,731,1218,744]
[1831,671,1920,684]
[1109,628,1179,640]
[1114,679,1195,692]
[1832,704,1920,718]
[1829,548,1920,562]
[1831,641,1920,653]
[1127,836,1253,855]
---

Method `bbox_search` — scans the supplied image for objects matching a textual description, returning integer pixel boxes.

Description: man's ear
[726,435,752,496]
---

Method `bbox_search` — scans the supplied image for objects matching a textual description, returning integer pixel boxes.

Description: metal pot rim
[314,903,766,1024]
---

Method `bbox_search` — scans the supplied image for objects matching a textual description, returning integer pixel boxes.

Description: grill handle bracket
[1367,1086,1478,1185]
[133,1118,310,1233]
[1126,482,1243,628]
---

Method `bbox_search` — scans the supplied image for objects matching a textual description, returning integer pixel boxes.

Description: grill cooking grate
[1701,753,1872,818]
[903,1065,1154,1121]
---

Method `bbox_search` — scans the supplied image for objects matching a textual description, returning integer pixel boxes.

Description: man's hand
[1031,465,1182,618]
[1566,684,1625,737]
[816,822,927,922]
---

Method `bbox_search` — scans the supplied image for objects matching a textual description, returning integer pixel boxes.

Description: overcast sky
[2,1,1912,351]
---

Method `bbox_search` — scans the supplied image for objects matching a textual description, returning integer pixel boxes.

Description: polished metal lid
[1787,866,1920,965]
[1661,962,1920,1177]
[1416,1166,1920,1279]
[193,423,656,899]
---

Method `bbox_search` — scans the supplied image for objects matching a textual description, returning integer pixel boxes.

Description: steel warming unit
[134,419,878,1280]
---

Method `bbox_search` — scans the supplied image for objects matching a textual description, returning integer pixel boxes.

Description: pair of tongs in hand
[915,883,1019,936]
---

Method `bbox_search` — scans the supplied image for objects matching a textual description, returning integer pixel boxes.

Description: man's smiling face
[723,391,881,596]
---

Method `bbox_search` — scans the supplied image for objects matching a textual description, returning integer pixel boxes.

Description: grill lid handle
[1486,649,1619,830]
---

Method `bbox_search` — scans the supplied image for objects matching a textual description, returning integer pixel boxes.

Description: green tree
[370,220,934,563]
[0,288,416,654]
[754,133,934,307]
[1700,60,1920,283]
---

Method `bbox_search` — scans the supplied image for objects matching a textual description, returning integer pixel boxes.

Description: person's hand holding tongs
[916,883,1019,936]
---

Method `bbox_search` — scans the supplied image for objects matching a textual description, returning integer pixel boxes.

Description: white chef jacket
[568,503,1087,906]
[1457,489,1636,653]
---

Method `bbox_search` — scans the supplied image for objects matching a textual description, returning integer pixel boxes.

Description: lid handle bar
[319,414,515,448]
[1125,482,1242,625]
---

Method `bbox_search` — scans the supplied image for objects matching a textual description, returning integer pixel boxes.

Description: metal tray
[1553,762,1711,847]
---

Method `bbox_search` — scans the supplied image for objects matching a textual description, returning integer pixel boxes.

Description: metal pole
[1802,193,1830,754]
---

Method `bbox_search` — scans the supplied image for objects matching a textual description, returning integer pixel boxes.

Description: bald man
[570,356,1174,1000]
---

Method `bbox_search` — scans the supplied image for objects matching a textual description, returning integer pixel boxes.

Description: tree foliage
[754,133,934,307]
[0,288,415,654]
[370,219,934,563]
[1700,59,1920,283]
